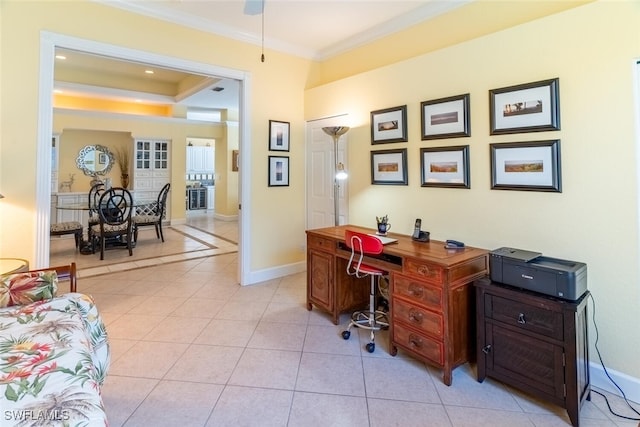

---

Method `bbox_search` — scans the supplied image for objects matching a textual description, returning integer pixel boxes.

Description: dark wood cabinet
[475,277,590,427]
[306,225,488,385]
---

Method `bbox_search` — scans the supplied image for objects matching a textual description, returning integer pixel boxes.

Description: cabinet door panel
[308,250,333,311]
[486,323,564,399]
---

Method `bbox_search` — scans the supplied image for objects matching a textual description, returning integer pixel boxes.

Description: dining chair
[133,183,170,243]
[87,183,105,248]
[91,187,134,260]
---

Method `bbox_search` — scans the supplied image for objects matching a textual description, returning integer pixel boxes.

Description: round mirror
[76,145,115,176]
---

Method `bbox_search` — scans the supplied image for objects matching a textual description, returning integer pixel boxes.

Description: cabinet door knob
[482,345,492,354]
[408,309,423,324]
[408,284,423,298]
[408,334,423,349]
[518,313,526,324]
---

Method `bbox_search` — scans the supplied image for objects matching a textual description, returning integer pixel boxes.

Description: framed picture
[269,120,290,151]
[490,140,561,192]
[370,105,408,144]
[421,94,470,140]
[420,145,470,188]
[370,148,408,185]
[489,78,560,135]
[268,155,289,187]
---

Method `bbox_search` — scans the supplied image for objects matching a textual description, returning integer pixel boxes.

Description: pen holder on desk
[376,222,391,236]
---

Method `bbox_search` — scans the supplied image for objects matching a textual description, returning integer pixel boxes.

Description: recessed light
[53,89,63,94]
[211,87,224,92]
[145,70,154,75]
[55,55,66,60]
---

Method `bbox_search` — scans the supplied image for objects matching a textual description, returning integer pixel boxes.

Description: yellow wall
[306,1,640,379]
[57,129,132,191]
[0,0,311,271]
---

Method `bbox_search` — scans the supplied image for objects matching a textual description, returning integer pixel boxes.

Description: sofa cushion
[0,270,58,308]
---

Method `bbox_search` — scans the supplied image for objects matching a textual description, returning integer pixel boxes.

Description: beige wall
[306,1,640,380]
[0,0,311,272]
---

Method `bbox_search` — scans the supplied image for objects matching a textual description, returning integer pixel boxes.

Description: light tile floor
[53,214,640,426]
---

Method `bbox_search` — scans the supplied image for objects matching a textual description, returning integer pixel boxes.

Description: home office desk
[306,225,488,385]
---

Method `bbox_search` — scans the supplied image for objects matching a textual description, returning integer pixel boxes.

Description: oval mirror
[76,145,115,176]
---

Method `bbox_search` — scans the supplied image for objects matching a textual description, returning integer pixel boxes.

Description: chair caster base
[341,330,351,340]
[366,342,375,353]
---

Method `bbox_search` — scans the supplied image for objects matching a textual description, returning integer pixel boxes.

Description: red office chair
[343,229,389,353]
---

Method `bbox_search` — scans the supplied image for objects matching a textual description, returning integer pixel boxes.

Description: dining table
[56,199,156,255]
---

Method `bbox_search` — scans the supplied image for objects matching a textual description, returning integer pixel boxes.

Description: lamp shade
[322,126,350,138]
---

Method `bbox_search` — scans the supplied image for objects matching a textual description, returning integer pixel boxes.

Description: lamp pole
[322,126,349,226]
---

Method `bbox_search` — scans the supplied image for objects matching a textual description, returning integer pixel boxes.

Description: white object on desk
[367,234,398,245]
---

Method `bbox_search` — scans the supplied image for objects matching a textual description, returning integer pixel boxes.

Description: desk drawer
[404,259,444,285]
[393,325,444,365]
[393,298,443,338]
[307,235,336,253]
[486,294,563,340]
[393,275,443,311]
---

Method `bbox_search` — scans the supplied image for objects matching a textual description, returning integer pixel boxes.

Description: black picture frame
[420,94,470,140]
[370,148,408,185]
[489,78,560,135]
[420,145,470,188]
[269,120,290,151]
[370,105,408,144]
[268,156,289,187]
[490,140,561,192]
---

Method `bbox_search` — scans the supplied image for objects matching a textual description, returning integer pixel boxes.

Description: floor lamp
[322,126,349,226]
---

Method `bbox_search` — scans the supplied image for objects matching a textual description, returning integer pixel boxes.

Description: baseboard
[591,361,640,404]
[244,261,306,286]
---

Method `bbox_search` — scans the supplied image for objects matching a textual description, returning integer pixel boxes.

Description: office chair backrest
[345,230,384,278]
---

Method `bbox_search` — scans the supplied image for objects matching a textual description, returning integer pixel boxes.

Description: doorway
[305,115,350,230]
[37,32,252,284]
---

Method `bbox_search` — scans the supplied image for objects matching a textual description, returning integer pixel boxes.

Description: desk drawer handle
[408,334,423,349]
[417,265,430,276]
[518,313,526,324]
[408,309,423,324]
[408,284,424,298]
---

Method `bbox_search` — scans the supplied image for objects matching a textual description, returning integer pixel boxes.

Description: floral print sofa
[0,264,110,426]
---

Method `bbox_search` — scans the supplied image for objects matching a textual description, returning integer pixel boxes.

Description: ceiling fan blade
[244,0,264,15]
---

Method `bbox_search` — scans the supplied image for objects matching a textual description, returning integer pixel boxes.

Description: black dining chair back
[91,187,134,260]
[133,183,171,243]
[87,183,105,245]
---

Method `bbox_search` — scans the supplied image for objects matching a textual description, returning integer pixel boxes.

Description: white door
[306,115,349,230]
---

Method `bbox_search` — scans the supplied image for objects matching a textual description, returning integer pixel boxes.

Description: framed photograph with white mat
[420,145,470,188]
[490,140,561,192]
[370,148,408,185]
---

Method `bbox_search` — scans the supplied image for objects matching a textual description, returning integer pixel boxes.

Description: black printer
[489,247,588,301]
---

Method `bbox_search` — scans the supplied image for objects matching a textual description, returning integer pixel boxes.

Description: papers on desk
[368,234,398,245]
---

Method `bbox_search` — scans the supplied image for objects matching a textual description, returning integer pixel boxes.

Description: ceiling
[56,0,469,112]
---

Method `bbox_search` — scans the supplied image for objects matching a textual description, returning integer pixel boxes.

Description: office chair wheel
[342,330,351,340]
[366,342,375,353]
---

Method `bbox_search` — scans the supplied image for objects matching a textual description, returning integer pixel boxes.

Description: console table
[474,277,590,427]
[306,225,488,385]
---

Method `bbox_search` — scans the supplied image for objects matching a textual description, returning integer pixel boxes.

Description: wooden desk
[306,225,488,385]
